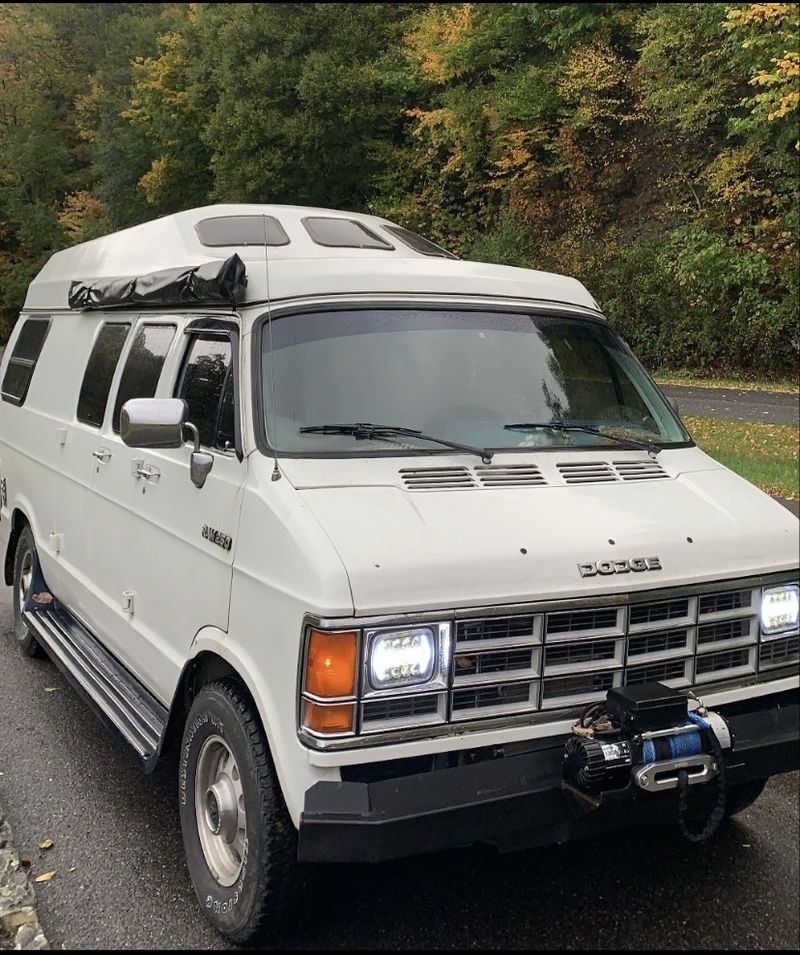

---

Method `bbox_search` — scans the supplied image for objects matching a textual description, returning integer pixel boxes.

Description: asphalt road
[0,589,798,951]
[660,384,799,425]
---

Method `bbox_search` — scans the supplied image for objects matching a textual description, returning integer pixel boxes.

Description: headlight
[761,585,800,635]
[369,627,436,690]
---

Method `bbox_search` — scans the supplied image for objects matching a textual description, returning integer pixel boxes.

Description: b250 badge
[579,557,661,577]
[202,525,232,551]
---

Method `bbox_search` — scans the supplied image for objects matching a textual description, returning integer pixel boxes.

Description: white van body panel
[23,204,600,314]
[284,448,799,614]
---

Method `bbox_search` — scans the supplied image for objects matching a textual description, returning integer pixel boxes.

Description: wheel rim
[18,548,33,620]
[194,735,246,886]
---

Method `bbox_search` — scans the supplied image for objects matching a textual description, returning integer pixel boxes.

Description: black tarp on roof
[68,254,247,310]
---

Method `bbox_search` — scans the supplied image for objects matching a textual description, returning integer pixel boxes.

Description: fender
[187,627,339,826]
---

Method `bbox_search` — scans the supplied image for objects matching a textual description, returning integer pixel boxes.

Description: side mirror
[120,398,188,449]
[120,398,214,489]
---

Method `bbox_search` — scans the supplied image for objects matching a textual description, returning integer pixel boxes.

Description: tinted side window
[177,336,235,450]
[1,318,51,405]
[112,324,176,433]
[77,323,130,427]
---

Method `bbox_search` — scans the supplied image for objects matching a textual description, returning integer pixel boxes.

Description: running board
[23,603,168,772]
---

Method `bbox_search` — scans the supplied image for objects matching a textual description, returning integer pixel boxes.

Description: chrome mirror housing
[120,398,188,449]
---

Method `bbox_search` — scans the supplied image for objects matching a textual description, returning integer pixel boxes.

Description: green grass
[654,370,798,394]
[685,415,799,499]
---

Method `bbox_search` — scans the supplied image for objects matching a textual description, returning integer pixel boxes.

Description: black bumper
[298,689,799,863]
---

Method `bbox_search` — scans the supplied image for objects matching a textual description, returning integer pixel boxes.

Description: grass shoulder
[654,370,798,394]
[684,415,799,500]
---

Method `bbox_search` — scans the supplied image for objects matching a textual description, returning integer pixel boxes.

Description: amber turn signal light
[305,629,358,698]
[303,701,355,735]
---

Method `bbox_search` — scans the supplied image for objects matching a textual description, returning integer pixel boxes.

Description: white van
[1,205,797,943]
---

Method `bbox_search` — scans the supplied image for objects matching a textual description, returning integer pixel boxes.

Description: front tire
[12,527,46,659]
[179,680,297,944]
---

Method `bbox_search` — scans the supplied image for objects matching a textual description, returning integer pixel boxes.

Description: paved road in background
[0,587,798,951]
[660,384,799,425]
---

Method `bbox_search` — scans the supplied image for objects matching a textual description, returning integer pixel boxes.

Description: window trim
[176,319,243,461]
[111,321,177,434]
[251,301,694,460]
[76,321,132,428]
[1,316,52,407]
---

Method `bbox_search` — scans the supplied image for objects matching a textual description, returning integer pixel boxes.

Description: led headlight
[368,627,437,690]
[761,584,800,635]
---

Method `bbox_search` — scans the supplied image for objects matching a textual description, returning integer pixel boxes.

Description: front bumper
[298,690,799,863]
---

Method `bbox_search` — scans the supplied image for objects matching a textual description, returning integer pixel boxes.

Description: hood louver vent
[400,467,476,490]
[475,464,547,488]
[614,460,669,481]
[557,462,618,484]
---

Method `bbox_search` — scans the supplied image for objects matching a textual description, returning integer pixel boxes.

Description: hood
[281,448,799,615]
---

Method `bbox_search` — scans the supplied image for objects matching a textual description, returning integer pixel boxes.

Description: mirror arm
[183,421,201,453]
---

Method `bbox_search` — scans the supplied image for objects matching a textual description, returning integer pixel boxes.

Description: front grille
[698,589,753,616]
[626,658,691,687]
[630,598,692,628]
[760,635,800,669]
[442,579,794,720]
[326,577,798,742]
[361,693,443,730]
[546,607,621,637]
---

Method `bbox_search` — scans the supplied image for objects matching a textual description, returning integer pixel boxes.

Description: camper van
[0,205,797,942]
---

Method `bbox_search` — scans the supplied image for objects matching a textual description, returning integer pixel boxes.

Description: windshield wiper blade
[299,422,494,463]
[504,421,660,457]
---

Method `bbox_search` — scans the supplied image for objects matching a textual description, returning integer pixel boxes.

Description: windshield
[260,308,689,455]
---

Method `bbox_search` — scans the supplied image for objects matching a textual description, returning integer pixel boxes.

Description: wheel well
[162,651,252,756]
[4,510,29,586]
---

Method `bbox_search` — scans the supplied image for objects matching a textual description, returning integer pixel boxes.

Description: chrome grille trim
[759,635,799,669]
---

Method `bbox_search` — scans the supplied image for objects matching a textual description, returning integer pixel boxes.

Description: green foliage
[0,2,797,378]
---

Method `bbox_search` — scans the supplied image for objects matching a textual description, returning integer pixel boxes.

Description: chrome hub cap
[18,549,33,618]
[195,736,246,886]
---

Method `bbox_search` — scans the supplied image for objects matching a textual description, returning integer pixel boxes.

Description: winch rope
[676,719,728,843]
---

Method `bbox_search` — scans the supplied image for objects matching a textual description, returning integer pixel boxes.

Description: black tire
[725,778,768,817]
[12,527,46,659]
[179,679,297,944]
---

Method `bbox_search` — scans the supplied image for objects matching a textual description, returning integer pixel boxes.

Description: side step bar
[23,602,169,773]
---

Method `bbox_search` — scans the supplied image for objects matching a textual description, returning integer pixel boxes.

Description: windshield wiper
[504,422,661,457]
[299,422,494,464]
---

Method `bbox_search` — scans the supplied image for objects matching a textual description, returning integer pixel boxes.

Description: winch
[563,682,732,842]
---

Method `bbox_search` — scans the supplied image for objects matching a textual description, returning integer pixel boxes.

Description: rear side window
[302,217,394,250]
[196,215,289,247]
[177,336,235,451]
[382,225,458,259]
[1,318,51,405]
[112,324,176,432]
[77,323,130,427]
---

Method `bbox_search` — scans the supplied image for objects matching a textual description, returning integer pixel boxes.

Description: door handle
[92,448,112,463]
[135,464,161,483]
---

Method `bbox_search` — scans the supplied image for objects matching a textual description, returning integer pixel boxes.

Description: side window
[176,336,235,451]
[77,323,130,427]
[112,324,176,433]
[1,317,51,406]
